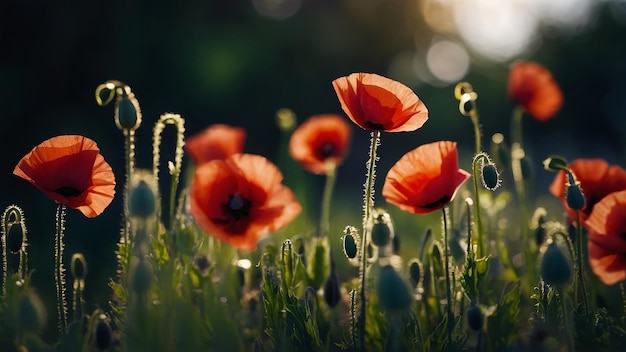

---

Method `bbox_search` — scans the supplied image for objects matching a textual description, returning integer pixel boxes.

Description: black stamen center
[365,121,385,130]
[318,143,335,159]
[421,195,451,209]
[54,186,83,197]
[223,194,251,221]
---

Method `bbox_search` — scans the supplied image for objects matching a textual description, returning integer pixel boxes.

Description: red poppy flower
[332,73,428,132]
[185,124,246,164]
[288,114,352,174]
[189,153,301,250]
[382,141,470,215]
[13,135,116,218]
[549,159,626,222]
[507,61,563,121]
[585,190,626,285]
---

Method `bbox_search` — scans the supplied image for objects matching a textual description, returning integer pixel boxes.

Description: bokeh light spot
[426,40,470,84]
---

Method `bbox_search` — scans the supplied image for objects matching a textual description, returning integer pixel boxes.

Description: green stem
[559,288,575,352]
[442,207,454,347]
[54,204,68,336]
[123,130,135,270]
[359,130,380,351]
[469,111,482,156]
[319,165,337,238]
[575,211,590,314]
[471,154,487,257]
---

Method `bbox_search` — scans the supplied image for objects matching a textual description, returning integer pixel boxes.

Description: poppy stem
[575,211,590,315]
[471,154,487,258]
[359,130,380,351]
[558,287,575,352]
[54,203,68,336]
[510,105,533,279]
[319,165,336,238]
[442,207,454,347]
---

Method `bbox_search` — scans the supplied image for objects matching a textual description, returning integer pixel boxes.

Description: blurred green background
[2,0,626,340]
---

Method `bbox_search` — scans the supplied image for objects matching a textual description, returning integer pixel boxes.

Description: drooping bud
[540,241,572,287]
[531,208,548,246]
[377,265,412,311]
[371,210,393,248]
[307,238,329,290]
[565,171,585,211]
[480,162,501,191]
[7,223,25,254]
[543,155,568,172]
[114,89,142,131]
[342,226,358,260]
[466,303,484,331]
[323,271,341,307]
[95,314,113,350]
[490,133,510,171]
[71,253,88,281]
[520,155,532,181]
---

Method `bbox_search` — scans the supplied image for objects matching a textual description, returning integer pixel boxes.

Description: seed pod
[377,265,412,311]
[466,303,484,331]
[540,241,572,286]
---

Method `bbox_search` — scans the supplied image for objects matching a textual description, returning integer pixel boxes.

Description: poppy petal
[185,124,246,164]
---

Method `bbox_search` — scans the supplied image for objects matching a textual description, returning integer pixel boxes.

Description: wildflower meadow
[2,61,626,352]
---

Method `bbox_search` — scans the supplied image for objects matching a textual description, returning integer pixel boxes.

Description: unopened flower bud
[543,155,568,172]
[129,180,157,218]
[307,239,329,290]
[491,133,510,171]
[408,259,422,288]
[95,314,112,350]
[466,303,484,331]
[323,271,341,307]
[540,241,572,286]
[480,162,501,191]
[520,156,532,181]
[371,211,393,247]
[342,226,358,260]
[115,91,141,130]
[565,171,585,211]
[7,223,25,254]
[16,291,47,332]
[193,255,211,276]
[131,258,153,294]
[71,253,88,281]
[377,265,412,311]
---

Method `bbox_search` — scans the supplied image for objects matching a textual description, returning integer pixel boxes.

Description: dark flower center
[54,186,84,197]
[421,195,451,209]
[223,194,251,221]
[318,143,335,159]
[365,121,385,130]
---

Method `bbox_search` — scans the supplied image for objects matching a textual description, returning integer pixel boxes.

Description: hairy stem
[55,204,68,336]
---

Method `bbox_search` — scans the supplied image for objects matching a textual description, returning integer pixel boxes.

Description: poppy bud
[16,291,47,332]
[466,303,484,331]
[543,155,568,172]
[323,271,341,307]
[95,314,113,350]
[307,239,329,290]
[95,82,116,106]
[115,91,141,130]
[131,257,153,294]
[371,211,394,248]
[342,226,358,260]
[392,233,400,255]
[480,162,501,191]
[540,241,572,287]
[377,265,412,311]
[408,259,422,288]
[71,253,88,281]
[565,171,585,211]
[531,208,547,247]
[282,239,294,288]
[129,180,157,218]
[7,223,25,254]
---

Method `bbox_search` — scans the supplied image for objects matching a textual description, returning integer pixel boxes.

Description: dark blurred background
[2,0,626,339]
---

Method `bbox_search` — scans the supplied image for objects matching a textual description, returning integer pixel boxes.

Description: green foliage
[486,281,521,351]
